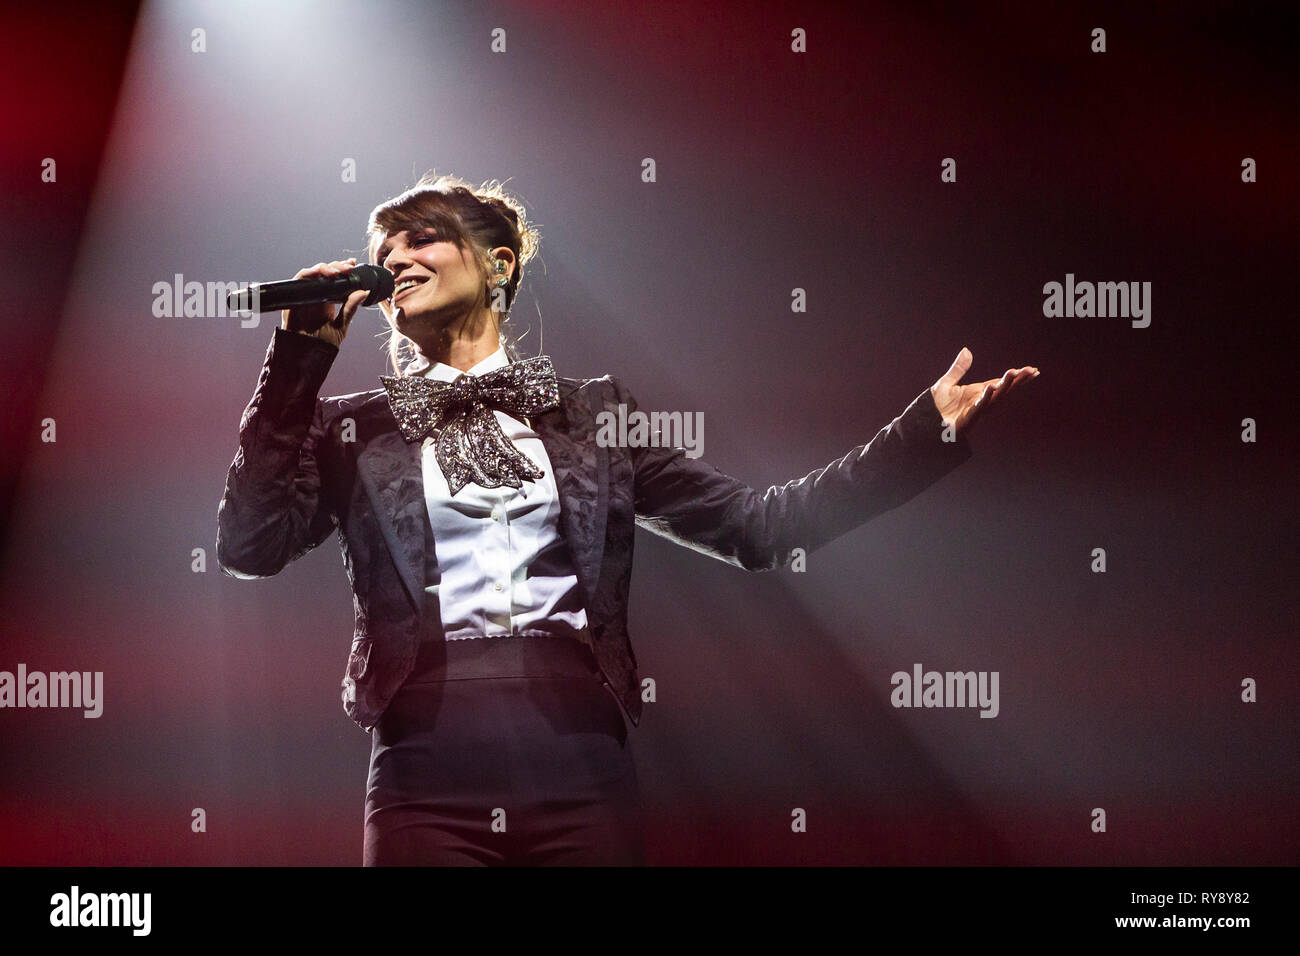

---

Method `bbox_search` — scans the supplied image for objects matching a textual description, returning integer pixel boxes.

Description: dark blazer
[217,328,973,731]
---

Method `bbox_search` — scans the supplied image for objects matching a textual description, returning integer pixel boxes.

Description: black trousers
[363,635,646,866]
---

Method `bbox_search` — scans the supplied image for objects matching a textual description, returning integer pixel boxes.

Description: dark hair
[365,172,540,373]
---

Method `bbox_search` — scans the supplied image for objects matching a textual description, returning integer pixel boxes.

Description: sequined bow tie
[380,355,560,496]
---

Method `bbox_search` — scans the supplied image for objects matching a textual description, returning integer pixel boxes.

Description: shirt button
[494,583,503,592]
[490,508,500,521]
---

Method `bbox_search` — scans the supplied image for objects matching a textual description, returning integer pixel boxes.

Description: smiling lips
[391,276,430,303]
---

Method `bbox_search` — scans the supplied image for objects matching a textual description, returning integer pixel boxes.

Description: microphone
[227,264,395,314]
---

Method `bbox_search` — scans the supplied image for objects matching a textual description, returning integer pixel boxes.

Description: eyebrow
[376,226,439,261]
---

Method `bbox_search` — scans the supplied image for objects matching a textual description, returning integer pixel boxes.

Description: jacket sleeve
[216,328,342,578]
[616,377,973,572]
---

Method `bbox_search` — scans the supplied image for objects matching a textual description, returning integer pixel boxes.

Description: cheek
[444,270,478,293]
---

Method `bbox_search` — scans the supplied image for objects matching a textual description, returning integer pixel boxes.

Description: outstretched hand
[931,348,1039,437]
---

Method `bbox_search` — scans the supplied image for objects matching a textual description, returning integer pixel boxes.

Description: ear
[490,245,518,282]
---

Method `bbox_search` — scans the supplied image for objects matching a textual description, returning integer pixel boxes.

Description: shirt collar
[420,346,510,382]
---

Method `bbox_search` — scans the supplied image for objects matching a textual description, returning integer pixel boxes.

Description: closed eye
[378,232,436,267]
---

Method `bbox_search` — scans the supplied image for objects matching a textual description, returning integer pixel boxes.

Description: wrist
[275,325,339,353]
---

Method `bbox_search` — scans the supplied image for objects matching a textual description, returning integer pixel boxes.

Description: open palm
[931,348,1039,436]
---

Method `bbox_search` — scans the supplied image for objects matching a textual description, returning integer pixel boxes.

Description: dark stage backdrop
[1,0,1295,865]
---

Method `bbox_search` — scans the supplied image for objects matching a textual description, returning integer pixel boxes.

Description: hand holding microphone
[281,259,372,348]
[226,258,395,348]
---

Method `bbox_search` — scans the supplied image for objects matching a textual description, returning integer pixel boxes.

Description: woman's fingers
[988,369,1015,403]
[294,257,357,279]
[978,366,1038,412]
[999,367,1038,399]
[283,260,337,331]
[998,369,1029,395]
[282,256,361,337]
[335,288,368,327]
[994,366,1029,392]
[939,347,974,387]
[957,364,1039,432]
[292,262,328,280]
[334,260,366,325]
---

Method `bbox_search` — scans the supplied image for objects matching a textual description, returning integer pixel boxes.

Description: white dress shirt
[419,347,590,642]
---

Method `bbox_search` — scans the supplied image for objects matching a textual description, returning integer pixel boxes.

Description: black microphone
[227,264,395,314]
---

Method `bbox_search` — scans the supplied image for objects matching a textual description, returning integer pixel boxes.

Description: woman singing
[216,172,1038,866]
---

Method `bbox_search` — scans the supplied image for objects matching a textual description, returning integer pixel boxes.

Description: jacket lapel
[355,378,608,619]
[534,380,608,614]
[355,428,426,610]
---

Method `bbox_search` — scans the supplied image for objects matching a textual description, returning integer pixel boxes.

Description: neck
[412,308,503,372]
[429,337,501,372]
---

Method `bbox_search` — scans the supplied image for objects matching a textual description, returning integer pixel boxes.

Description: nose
[383,245,412,275]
